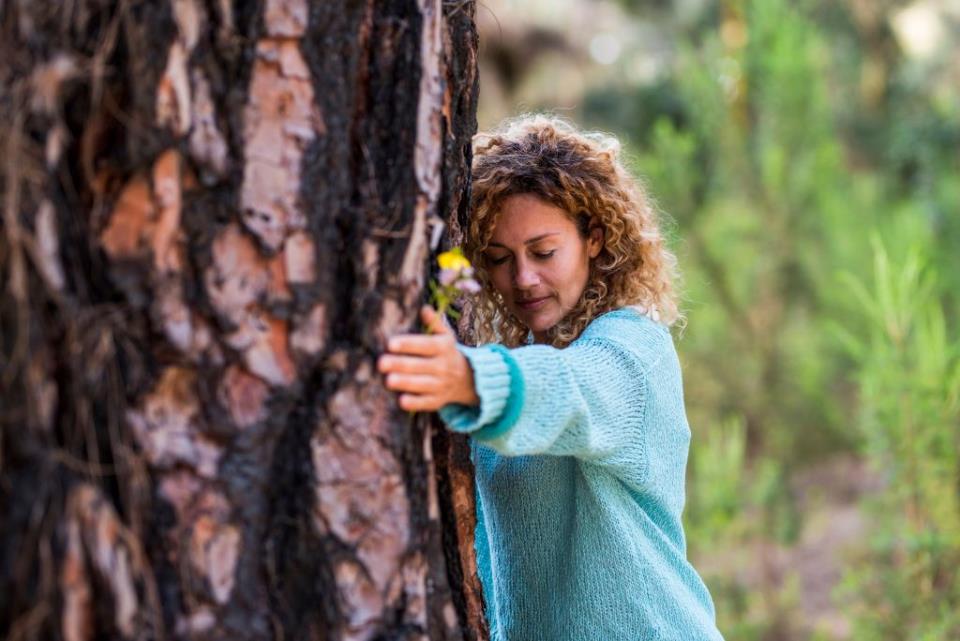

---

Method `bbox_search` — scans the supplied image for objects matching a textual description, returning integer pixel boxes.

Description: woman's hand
[377,305,480,412]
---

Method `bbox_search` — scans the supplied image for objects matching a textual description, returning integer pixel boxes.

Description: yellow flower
[437,248,471,272]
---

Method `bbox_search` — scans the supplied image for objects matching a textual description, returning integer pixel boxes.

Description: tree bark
[0,2,484,640]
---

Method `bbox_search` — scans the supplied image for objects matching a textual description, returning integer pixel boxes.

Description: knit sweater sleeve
[438,325,658,471]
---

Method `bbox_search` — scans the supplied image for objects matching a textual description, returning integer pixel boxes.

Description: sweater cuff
[439,344,521,438]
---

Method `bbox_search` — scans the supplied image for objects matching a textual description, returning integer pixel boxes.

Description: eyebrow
[487,233,560,249]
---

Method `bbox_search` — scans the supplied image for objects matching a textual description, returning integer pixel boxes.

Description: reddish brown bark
[0,1,484,640]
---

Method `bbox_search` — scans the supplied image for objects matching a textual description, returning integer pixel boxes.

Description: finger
[385,373,439,394]
[378,355,440,376]
[387,333,448,356]
[421,305,452,336]
[399,393,443,412]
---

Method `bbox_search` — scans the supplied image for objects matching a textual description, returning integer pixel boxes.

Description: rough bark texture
[0,1,484,640]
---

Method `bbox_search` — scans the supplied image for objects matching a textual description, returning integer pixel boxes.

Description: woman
[378,114,724,641]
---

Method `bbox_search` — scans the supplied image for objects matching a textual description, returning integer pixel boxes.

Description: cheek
[557,253,591,299]
[487,267,512,298]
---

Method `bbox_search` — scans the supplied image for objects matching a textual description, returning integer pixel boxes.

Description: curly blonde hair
[457,113,682,348]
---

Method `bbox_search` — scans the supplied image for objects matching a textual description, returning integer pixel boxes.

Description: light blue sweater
[439,307,724,641]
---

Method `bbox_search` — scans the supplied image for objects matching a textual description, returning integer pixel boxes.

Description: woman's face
[483,193,602,343]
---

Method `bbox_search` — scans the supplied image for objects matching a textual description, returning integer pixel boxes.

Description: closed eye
[486,250,554,265]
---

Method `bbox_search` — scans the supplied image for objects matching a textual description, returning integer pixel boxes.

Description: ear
[587,217,604,258]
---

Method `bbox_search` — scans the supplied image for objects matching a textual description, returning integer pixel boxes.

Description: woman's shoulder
[580,304,671,339]
[575,305,675,367]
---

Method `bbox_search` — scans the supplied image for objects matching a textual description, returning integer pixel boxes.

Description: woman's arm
[444,337,651,466]
[379,307,660,471]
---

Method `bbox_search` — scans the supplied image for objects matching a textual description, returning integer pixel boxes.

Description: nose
[513,257,540,289]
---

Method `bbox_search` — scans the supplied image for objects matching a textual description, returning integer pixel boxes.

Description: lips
[516,296,550,311]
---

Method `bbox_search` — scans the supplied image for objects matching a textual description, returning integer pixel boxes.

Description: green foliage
[687,416,748,541]
[598,0,867,468]
[684,414,804,638]
[835,239,960,640]
[581,0,960,637]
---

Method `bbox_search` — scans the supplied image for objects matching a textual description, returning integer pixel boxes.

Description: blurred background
[475,1,960,639]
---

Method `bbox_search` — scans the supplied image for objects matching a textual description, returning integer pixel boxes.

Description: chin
[511,301,564,335]
[523,314,560,334]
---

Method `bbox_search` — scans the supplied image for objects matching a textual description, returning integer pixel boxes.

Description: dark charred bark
[0,1,484,640]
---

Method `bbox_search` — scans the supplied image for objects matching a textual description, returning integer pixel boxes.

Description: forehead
[489,194,575,244]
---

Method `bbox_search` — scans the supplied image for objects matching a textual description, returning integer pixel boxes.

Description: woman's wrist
[453,351,480,407]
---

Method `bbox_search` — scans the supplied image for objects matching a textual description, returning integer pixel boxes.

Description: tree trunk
[0,2,485,640]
